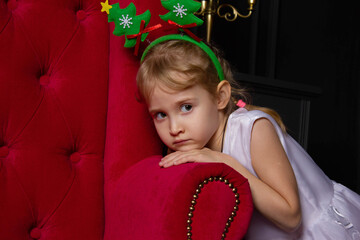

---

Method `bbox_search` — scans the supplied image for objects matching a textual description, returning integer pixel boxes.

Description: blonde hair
[136,39,287,132]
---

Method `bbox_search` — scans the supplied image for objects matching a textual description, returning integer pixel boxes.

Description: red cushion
[104,155,253,240]
[0,0,108,238]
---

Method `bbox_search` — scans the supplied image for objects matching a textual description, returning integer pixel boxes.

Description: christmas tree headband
[100,0,225,81]
[141,34,225,81]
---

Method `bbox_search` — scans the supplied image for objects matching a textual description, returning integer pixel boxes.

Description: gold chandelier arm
[195,0,207,15]
[194,0,256,42]
[217,3,253,21]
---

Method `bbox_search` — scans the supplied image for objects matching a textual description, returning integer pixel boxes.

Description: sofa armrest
[104,155,253,240]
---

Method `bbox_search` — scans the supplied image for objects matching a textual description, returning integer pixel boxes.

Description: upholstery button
[76,10,87,20]
[30,227,41,239]
[70,152,81,163]
[0,146,9,158]
[7,0,18,10]
[39,75,50,86]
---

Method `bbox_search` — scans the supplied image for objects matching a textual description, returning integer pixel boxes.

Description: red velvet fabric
[104,0,166,236]
[0,0,108,239]
[104,155,253,240]
[1,0,253,239]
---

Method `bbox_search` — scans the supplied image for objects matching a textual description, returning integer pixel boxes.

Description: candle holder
[196,0,256,42]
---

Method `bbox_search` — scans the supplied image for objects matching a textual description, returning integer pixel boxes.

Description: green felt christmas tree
[106,2,151,48]
[159,0,203,26]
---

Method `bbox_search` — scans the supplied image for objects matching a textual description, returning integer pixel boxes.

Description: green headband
[141,34,225,81]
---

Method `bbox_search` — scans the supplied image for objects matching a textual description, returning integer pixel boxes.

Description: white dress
[223,108,360,240]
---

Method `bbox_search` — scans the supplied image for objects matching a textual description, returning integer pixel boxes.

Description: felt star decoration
[100,0,112,14]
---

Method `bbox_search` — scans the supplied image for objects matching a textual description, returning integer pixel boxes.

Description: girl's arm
[229,118,301,231]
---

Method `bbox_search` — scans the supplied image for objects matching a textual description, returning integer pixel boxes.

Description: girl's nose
[169,119,184,136]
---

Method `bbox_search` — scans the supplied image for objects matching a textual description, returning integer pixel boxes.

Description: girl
[136,34,360,239]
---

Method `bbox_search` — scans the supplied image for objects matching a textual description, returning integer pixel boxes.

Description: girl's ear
[216,80,231,110]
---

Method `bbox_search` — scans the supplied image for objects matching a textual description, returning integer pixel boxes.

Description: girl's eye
[180,104,192,113]
[155,112,167,120]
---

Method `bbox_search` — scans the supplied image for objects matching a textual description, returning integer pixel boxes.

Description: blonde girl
[136,34,360,239]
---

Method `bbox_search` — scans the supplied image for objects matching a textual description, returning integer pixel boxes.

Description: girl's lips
[173,139,189,145]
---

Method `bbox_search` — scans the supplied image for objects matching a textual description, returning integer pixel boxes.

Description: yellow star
[101,0,112,15]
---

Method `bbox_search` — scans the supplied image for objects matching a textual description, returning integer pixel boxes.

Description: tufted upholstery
[0,0,253,239]
[1,0,109,238]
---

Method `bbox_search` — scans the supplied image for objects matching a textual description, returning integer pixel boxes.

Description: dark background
[197,0,360,193]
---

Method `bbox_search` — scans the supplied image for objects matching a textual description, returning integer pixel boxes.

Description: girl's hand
[159,148,224,168]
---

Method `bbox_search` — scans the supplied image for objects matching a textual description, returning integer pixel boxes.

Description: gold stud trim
[186,176,240,240]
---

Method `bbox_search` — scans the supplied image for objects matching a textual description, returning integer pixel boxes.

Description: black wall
[202,0,360,192]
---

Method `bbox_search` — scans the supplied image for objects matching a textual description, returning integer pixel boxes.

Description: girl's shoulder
[229,108,274,123]
[228,108,283,137]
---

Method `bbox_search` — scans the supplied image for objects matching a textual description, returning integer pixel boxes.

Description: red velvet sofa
[0,0,253,239]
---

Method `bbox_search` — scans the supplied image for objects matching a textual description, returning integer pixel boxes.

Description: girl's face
[147,83,223,152]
